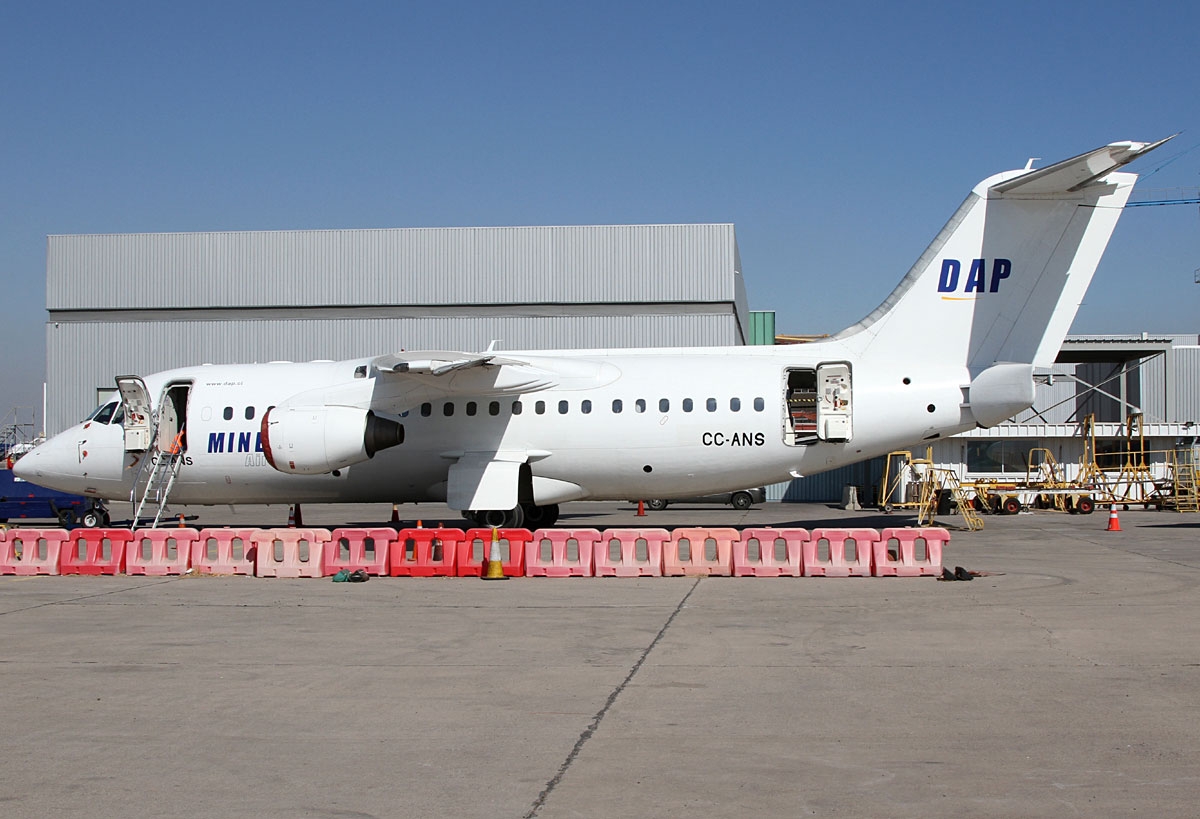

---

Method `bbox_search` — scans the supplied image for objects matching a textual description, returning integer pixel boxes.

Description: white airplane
[16,138,1170,527]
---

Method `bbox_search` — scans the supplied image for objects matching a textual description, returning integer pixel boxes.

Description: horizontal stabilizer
[992,136,1176,196]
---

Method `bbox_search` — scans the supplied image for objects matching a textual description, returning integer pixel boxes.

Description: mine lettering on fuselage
[208,431,264,454]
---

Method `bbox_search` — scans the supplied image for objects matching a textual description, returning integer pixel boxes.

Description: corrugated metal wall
[47,224,740,311]
[47,313,742,432]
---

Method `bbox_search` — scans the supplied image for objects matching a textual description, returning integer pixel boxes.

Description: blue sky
[2,1,1198,421]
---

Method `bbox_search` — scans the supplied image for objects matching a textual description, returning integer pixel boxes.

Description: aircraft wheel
[57,509,76,527]
[645,499,668,511]
[521,503,559,528]
[99,509,111,527]
[731,491,753,510]
[80,508,103,528]
[477,509,508,528]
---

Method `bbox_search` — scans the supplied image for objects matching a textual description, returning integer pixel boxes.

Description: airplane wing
[372,350,526,375]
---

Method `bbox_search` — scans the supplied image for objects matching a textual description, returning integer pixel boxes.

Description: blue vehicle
[0,458,109,527]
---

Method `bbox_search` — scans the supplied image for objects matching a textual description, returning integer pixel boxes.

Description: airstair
[124,379,189,529]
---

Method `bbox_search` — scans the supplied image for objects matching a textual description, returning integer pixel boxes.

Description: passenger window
[444,402,455,417]
[582,400,592,414]
[730,397,741,412]
[223,407,233,421]
[420,403,432,417]
[754,397,765,412]
[683,398,693,412]
[535,401,546,415]
[512,401,523,415]
[612,399,623,413]
[489,401,500,416]
[635,399,646,413]
[245,406,255,420]
[706,398,717,412]
[659,398,669,413]
[558,400,568,414]
[466,401,477,417]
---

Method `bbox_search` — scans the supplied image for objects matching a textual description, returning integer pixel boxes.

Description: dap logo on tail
[938,258,1011,298]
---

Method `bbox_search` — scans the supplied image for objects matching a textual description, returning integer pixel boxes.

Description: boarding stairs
[129,394,186,529]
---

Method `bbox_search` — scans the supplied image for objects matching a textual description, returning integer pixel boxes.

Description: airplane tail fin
[836,138,1172,380]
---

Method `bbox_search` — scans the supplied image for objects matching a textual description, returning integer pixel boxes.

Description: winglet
[992,135,1176,195]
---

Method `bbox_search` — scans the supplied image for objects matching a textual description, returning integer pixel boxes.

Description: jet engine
[261,406,404,475]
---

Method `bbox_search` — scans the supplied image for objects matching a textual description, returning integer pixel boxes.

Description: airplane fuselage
[34,341,976,507]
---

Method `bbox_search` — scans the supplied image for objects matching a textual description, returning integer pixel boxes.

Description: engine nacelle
[261,406,404,475]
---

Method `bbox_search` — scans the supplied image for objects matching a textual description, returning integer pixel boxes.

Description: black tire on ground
[1077,497,1095,515]
[81,508,102,528]
[1002,497,1021,515]
[731,492,753,510]
[645,499,668,511]
[57,508,76,527]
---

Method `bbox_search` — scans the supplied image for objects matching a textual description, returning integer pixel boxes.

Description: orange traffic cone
[390,503,400,524]
[178,513,186,528]
[1106,506,1121,532]
[636,500,646,517]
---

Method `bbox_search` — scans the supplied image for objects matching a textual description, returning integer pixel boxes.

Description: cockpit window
[92,402,118,424]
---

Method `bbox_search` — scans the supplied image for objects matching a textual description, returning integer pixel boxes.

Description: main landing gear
[464,503,559,529]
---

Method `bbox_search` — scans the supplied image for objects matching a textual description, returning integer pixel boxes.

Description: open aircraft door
[816,362,852,442]
[115,376,153,452]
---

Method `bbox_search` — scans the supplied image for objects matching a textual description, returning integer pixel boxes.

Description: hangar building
[44,224,748,433]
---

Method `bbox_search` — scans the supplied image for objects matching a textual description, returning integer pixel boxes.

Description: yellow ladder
[920,469,984,531]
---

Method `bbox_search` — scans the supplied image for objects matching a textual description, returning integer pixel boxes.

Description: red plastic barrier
[803,528,877,577]
[0,528,70,575]
[874,527,947,577]
[390,527,460,576]
[127,528,198,576]
[326,527,396,576]
[455,528,530,577]
[192,528,260,575]
[525,529,599,577]
[61,528,135,575]
[733,527,807,577]
[594,528,669,577]
[253,528,330,578]
[663,527,737,576]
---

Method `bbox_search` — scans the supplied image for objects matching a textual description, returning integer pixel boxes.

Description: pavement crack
[523,576,701,818]
[0,577,179,616]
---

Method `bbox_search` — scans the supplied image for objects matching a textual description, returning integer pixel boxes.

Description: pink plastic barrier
[325,527,396,576]
[594,528,668,577]
[525,529,599,577]
[803,528,877,577]
[456,528,530,577]
[0,528,70,575]
[192,528,260,575]
[662,527,737,576]
[874,527,947,577]
[253,528,330,578]
[127,528,198,576]
[61,528,135,575]
[733,527,807,577]
[390,527,460,577]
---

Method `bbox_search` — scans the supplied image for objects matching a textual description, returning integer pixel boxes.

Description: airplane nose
[12,434,75,488]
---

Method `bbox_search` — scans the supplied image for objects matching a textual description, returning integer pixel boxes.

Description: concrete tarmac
[2,502,1199,817]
